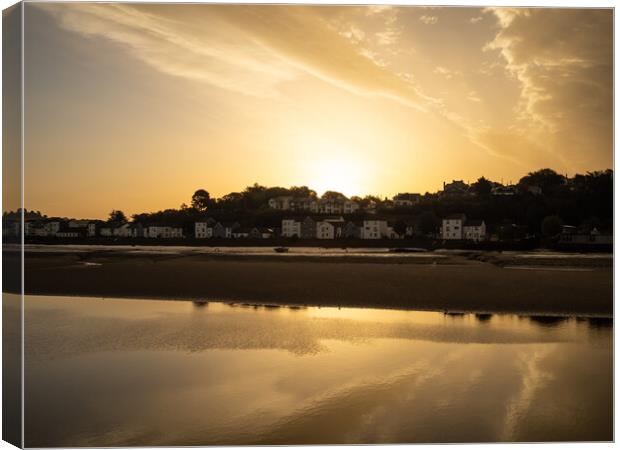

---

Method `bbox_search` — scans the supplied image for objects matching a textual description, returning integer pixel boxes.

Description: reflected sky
[24,296,612,446]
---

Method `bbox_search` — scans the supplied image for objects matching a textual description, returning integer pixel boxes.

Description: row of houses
[279,214,488,241]
[16,219,188,239]
[267,192,424,214]
[441,214,487,242]
[7,214,485,241]
[267,182,543,214]
[442,179,542,197]
[194,220,273,239]
[268,197,362,214]
[280,216,402,240]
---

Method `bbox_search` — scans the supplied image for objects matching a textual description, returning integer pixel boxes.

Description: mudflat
[5,246,613,317]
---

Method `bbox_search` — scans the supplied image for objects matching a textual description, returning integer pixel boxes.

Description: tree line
[7,168,612,239]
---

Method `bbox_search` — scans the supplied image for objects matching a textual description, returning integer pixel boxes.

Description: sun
[307,156,367,198]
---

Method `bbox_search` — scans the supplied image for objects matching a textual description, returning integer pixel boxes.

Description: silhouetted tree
[392,220,407,236]
[321,191,348,201]
[191,189,211,211]
[289,186,317,198]
[108,210,127,223]
[472,177,493,197]
[518,169,565,194]
[417,211,439,235]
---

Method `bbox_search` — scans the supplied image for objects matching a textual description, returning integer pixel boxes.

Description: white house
[463,220,486,242]
[44,221,61,236]
[147,226,183,238]
[87,222,98,237]
[290,198,318,212]
[392,193,422,207]
[268,196,293,210]
[99,226,113,237]
[316,221,335,239]
[23,220,61,237]
[442,214,466,239]
[281,219,301,237]
[343,200,360,214]
[442,214,486,241]
[317,201,342,214]
[130,223,146,238]
[361,220,389,239]
[315,218,345,239]
[113,223,132,237]
[68,219,90,228]
[195,222,214,238]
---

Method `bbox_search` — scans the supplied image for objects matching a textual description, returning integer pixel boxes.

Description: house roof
[393,193,421,200]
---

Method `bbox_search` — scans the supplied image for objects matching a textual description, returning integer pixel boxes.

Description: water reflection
[24,295,612,446]
[475,313,492,322]
[527,315,570,328]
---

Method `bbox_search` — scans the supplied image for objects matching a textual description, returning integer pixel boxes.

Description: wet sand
[3,246,612,317]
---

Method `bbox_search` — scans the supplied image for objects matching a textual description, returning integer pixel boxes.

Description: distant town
[3,168,613,250]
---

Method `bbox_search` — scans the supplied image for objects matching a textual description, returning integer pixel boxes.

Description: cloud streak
[36,3,428,111]
[484,7,612,169]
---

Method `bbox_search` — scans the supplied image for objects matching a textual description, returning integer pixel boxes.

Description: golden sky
[20,4,612,219]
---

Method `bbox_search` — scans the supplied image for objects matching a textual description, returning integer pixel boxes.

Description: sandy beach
[4,245,612,317]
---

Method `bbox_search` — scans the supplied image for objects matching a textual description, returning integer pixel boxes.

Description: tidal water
[22,295,612,446]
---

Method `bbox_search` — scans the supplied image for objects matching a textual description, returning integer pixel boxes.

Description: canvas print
[2,2,613,447]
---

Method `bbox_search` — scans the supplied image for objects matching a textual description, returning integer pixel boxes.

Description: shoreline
[23,292,614,319]
[6,247,613,318]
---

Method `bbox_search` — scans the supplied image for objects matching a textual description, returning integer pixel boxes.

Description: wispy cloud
[433,66,460,80]
[484,7,612,169]
[467,91,482,102]
[36,3,428,111]
[419,15,438,25]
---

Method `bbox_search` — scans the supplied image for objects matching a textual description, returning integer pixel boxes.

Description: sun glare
[307,156,367,198]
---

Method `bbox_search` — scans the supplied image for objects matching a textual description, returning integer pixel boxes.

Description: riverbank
[4,246,613,317]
